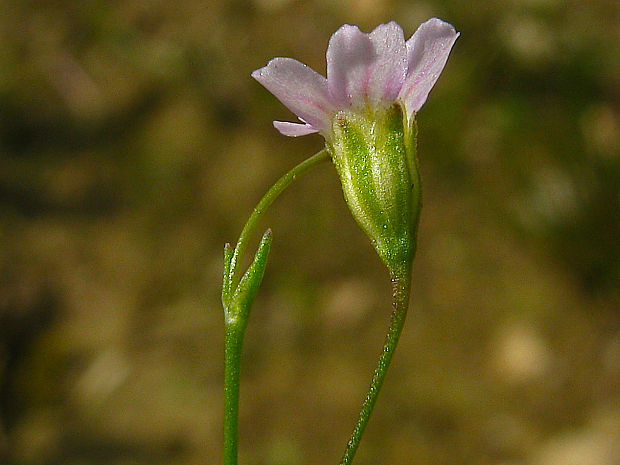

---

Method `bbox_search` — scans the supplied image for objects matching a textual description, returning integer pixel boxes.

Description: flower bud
[327,104,420,273]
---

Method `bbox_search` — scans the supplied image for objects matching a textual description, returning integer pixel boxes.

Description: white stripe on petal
[400,18,459,115]
[273,121,319,137]
[252,57,333,133]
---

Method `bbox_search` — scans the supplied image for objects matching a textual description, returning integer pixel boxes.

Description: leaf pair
[222,229,273,330]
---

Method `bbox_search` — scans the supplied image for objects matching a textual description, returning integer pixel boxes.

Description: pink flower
[252,18,459,138]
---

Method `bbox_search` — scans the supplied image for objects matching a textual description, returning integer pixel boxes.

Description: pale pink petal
[366,22,407,108]
[399,18,459,115]
[252,57,333,132]
[326,24,374,108]
[327,23,407,110]
[273,121,319,137]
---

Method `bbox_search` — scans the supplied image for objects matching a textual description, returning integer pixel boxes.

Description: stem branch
[223,148,329,465]
[228,149,329,289]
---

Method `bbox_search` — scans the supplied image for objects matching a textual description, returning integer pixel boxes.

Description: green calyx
[327,104,421,274]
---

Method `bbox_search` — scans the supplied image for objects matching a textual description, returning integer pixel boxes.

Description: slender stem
[228,149,329,289]
[340,267,412,465]
[224,326,243,465]
[223,148,330,465]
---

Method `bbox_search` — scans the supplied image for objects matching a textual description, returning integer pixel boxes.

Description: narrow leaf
[222,242,233,308]
[230,229,273,326]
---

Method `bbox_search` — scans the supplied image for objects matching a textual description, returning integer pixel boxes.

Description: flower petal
[327,23,407,110]
[326,24,374,108]
[273,121,319,137]
[399,18,459,115]
[252,57,333,132]
[366,22,407,108]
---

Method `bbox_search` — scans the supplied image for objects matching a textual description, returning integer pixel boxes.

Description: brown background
[1,0,618,464]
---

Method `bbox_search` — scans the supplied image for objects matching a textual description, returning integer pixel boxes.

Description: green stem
[224,326,243,465]
[340,266,412,465]
[223,148,329,465]
[228,149,329,290]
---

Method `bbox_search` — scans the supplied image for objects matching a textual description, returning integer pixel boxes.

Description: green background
[1,0,618,464]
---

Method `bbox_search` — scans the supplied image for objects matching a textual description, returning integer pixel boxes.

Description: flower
[252,19,458,273]
[252,18,459,139]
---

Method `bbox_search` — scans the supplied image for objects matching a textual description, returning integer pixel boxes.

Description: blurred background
[1,0,618,464]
